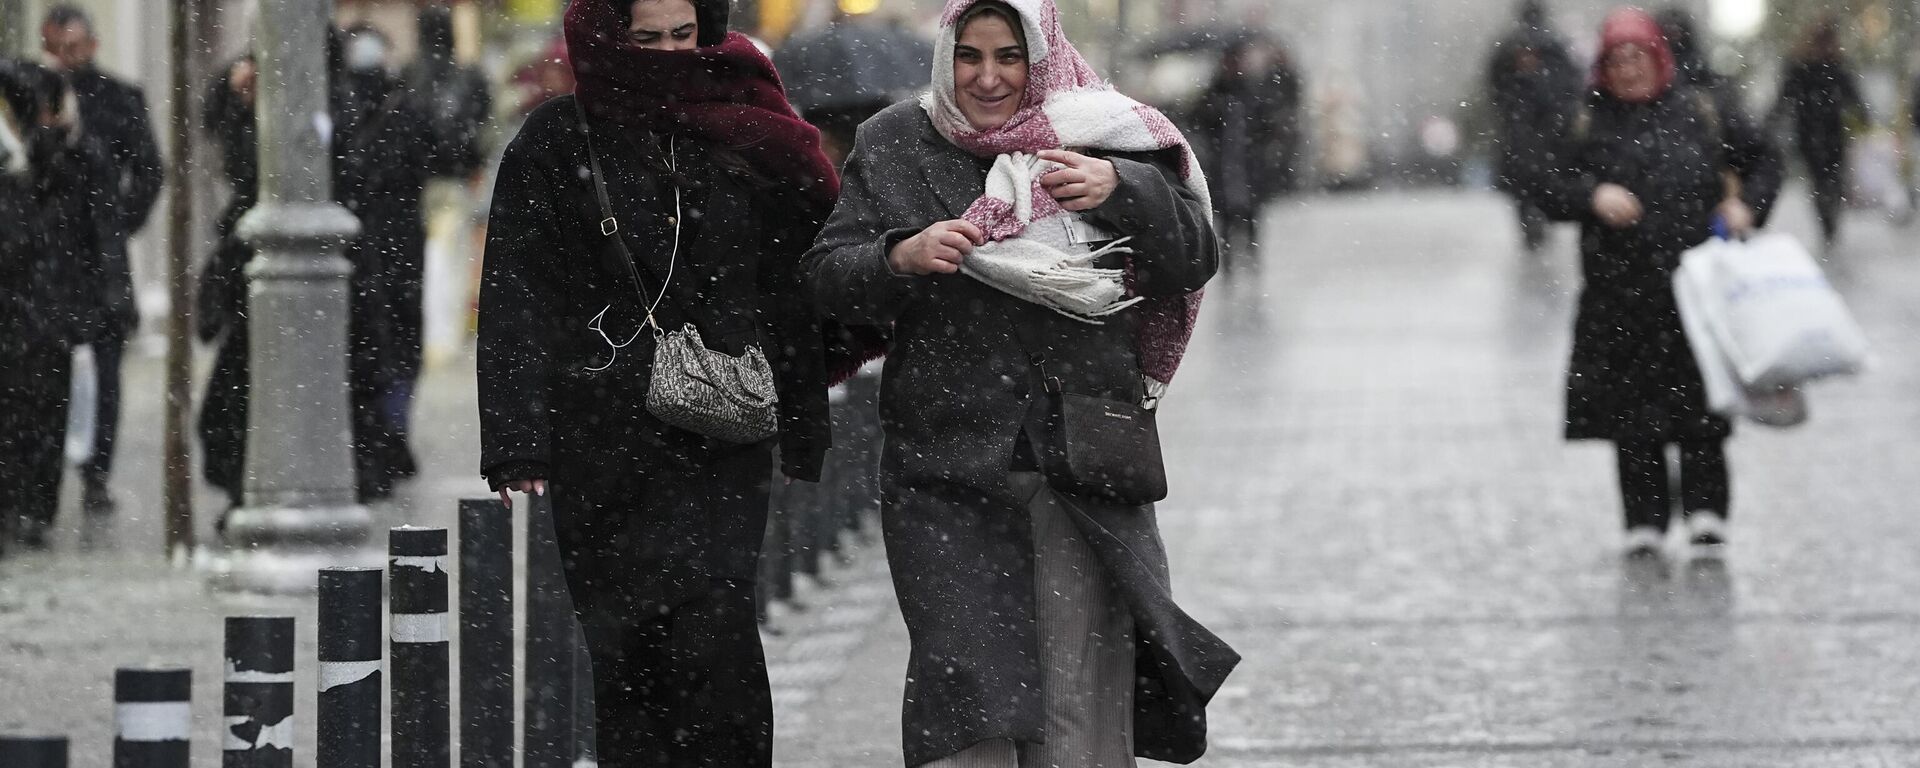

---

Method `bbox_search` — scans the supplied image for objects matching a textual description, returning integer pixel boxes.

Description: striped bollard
[114,668,191,767]
[318,567,382,768]
[0,736,69,767]
[390,526,451,768]
[523,491,578,768]
[223,616,294,767]
[459,499,514,767]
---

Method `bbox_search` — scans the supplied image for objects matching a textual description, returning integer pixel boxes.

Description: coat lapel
[920,137,987,220]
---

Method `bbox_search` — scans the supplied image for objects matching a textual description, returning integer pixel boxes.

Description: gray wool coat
[804,100,1240,766]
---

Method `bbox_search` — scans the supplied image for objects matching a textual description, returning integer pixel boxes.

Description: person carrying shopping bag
[805,0,1240,764]
[1534,7,1783,558]
[476,0,863,762]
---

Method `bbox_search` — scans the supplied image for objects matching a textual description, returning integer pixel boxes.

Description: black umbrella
[775,19,934,115]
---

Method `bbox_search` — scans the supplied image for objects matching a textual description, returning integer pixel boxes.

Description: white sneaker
[1687,512,1728,555]
[1623,526,1664,557]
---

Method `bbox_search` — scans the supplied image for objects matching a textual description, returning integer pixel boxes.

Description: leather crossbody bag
[1012,321,1168,505]
[576,101,778,444]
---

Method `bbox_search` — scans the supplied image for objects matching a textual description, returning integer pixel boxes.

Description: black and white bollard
[114,667,191,768]
[223,616,295,768]
[458,499,514,768]
[0,736,69,767]
[390,526,451,768]
[522,492,579,768]
[318,567,382,768]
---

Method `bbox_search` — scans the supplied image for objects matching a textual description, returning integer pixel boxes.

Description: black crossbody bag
[1012,321,1168,505]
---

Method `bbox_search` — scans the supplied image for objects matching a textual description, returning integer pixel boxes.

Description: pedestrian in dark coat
[476,0,845,763]
[196,38,445,506]
[1485,0,1581,252]
[0,59,113,548]
[41,5,166,513]
[806,0,1237,763]
[1188,34,1303,272]
[1775,19,1866,245]
[1538,8,1782,556]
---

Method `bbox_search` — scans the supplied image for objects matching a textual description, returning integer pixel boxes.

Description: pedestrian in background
[1774,18,1866,247]
[1538,8,1782,557]
[0,59,113,549]
[477,0,849,762]
[806,0,1238,763]
[1485,0,1580,254]
[40,4,165,515]
[1657,8,1736,115]
[1189,33,1303,273]
[197,31,445,512]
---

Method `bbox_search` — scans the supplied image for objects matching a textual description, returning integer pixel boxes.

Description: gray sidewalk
[5,187,1919,767]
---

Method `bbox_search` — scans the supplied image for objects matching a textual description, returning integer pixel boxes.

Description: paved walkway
[3,187,1917,768]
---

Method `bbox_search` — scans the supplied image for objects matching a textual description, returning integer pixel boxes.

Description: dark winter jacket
[1485,26,1581,194]
[1776,59,1864,164]
[1188,63,1303,213]
[64,66,164,342]
[0,62,113,353]
[804,100,1238,766]
[1537,87,1782,442]
[477,95,833,487]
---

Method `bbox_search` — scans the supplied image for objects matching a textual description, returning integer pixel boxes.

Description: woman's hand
[1038,149,1118,212]
[888,219,985,276]
[1716,197,1756,239]
[497,478,547,508]
[1592,182,1643,229]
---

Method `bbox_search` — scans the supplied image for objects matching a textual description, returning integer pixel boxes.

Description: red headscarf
[1593,7,1676,102]
[564,0,839,212]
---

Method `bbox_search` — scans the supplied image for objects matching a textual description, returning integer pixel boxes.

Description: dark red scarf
[565,0,839,213]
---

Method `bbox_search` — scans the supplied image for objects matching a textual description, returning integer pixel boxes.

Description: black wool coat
[65,67,164,343]
[804,101,1240,766]
[1537,87,1783,442]
[478,94,832,496]
[1188,64,1305,215]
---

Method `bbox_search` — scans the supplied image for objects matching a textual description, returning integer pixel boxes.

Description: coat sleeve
[1085,151,1219,297]
[1533,107,1600,224]
[803,123,925,326]
[1721,100,1784,226]
[116,88,166,234]
[759,200,832,483]
[476,127,567,485]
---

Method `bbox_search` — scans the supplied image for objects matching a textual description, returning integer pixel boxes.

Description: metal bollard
[522,491,579,768]
[0,736,69,767]
[318,567,382,768]
[114,667,191,768]
[390,526,451,768]
[223,616,294,768]
[458,499,514,768]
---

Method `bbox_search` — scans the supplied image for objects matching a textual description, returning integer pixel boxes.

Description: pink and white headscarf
[923,0,1211,394]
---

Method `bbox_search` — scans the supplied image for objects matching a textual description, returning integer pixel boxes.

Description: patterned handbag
[577,102,778,444]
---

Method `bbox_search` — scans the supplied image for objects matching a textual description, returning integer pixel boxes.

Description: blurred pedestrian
[1538,8,1782,557]
[1657,8,1735,113]
[476,0,851,762]
[40,4,165,515]
[403,6,493,178]
[196,31,446,512]
[1485,0,1580,253]
[806,0,1238,763]
[1189,33,1303,273]
[1774,18,1866,246]
[0,59,113,548]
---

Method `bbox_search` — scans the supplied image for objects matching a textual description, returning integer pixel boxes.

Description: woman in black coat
[806,0,1237,764]
[1188,35,1303,271]
[1537,9,1781,557]
[476,0,842,763]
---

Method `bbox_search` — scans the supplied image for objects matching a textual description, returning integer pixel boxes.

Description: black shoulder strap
[573,98,666,328]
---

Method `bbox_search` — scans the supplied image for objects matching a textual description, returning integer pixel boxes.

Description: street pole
[164,0,203,566]
[217,0,374,592]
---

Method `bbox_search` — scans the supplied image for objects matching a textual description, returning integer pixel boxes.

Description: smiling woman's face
[953,13,1028,131]
[629,0,698,51]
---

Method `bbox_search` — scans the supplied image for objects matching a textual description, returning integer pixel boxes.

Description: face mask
[346,36,388,72]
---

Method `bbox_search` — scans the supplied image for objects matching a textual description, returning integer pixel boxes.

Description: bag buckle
[600,217,618,236]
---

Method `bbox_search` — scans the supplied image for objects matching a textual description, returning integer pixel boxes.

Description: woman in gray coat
[804,0,1238,764]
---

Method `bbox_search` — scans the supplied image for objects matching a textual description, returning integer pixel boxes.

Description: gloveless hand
[1716,198,1756,238]
[498,478,547,508]
[1592,182,1643,229]
[889,219,986,276]
[1037,149,1118,212]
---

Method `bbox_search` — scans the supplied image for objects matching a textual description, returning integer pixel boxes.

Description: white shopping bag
[1678,233,1869,390]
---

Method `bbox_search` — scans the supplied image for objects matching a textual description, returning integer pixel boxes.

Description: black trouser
[1613,438,1729,531]
[1802,144,1847,242]
[1217,209,1260,274]
[79,336,125,485]
[555,445,774,767]
[1515,199,1549,251]
[1,343,73,530]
